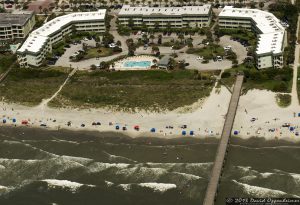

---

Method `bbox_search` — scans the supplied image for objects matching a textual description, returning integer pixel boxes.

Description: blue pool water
[123,61,151,68]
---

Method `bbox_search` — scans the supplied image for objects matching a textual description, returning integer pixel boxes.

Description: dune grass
[0,67,70,106]
[49,70,217,112]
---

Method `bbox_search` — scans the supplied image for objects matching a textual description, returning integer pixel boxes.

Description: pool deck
[112,55,159,71]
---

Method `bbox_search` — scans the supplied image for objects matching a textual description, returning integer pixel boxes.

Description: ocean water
[216,138,300,204]
[0,127,300,205]
[0,127,218,205]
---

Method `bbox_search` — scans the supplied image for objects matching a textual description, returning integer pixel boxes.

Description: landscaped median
[49,70,218,112]
[0,67,70,106]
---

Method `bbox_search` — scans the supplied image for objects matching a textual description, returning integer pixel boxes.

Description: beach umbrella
[182,130,186,136]
[3,119,6,124]
[298,113,300,117]
[116,125,120,130]
[12,118,16,123]
[190,131,194,136]
[22,120,28,125]
[150,128,156,132]
[233,131,239,135]
[290,127,295,131]
[134,125,140,131]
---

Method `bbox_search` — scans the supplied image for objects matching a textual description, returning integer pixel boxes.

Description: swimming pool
[123,61,151,68]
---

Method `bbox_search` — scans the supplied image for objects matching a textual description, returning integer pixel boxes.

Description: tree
[259,2,264,10]
[157,34,162,44]
[39,5,43,13]
[128,18,134,29]
[90,64,97,70]
[178,33,184,43]
[100,61,109,70]
[116,40,122,47]
[215,37,220,44]
[150,34,155,44]
[43,8,48,15]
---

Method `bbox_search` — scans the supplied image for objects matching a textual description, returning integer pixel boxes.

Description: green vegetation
[216,28,257,47]
[50,70,217,111]
[186,44,225,60]
[269,2,298,65]
[0,67,70,106]
[0,53,16,74]
[84,47,113,59]
[275,94,291,107]
[221,65,293,93]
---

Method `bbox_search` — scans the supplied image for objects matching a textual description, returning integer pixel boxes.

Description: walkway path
[291,15,300,107]
[0,63,15,83]
[37,68,77,110]
[203,75,244,205]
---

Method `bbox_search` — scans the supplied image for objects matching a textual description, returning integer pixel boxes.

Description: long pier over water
[203,75,244,205]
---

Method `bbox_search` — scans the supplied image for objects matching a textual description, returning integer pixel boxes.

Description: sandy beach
[1,86,300,141]
[234,89,300,141]
[0,86,231,139]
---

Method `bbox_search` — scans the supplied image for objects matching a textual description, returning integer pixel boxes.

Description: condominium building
[118,5,212,29]
[219,6,286,69]
[0,12,35,40]
[17,10,106,67]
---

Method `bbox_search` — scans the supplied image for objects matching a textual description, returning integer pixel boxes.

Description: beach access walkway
[203,74,244,205]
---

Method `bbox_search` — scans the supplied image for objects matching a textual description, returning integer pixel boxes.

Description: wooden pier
[203,75,244,205]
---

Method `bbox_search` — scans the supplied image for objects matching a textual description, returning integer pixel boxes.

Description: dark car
[48,61,55,65]
[64,44,70,48]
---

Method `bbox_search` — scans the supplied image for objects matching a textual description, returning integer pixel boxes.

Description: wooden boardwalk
[203,75,244,205]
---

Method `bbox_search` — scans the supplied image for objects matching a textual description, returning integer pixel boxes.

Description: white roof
[18,10,106,54]
[119,5,211,16]
[219,6,285,55]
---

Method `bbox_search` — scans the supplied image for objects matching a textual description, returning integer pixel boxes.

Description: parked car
[197,56,204,61]
[216,56,223,61]
[109,43,116,48]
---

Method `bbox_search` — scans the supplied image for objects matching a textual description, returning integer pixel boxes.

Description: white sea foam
[261,172,274,178]
[138,183,177,192]
[105,181,114,187]
[42,179,95,192]
[115,167,167,181]
[87,162,129,173]
[102,151,137,163]
[172,172,202,180]
[118,184,131,191]
[233,180,289,197]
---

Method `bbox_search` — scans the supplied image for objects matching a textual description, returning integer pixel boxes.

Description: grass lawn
[186,44,225,60]
[0,67,70,106]
[49,70,216,111]
[84,47,113,59]
[0,53,16,74]
[221,65,293,93]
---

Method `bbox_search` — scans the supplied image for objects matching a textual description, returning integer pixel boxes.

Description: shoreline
[0,86,230,140]
[1,87,300,142]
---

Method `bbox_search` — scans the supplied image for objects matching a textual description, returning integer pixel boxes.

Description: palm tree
[141,0,145,5]
[158,0,162,6]
[178,33,184,43]
[164,0,168,5]
[38,5,42,13]
[43,8,48,15]
[120,0,125,5]
[150,34,155,44]
[147,0,151,5]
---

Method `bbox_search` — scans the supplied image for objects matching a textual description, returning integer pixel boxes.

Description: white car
[224,45,232,50]
[83,38,89,41]
[109,43,116,48]
[197,56,204,60]
[216,56,223,61]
